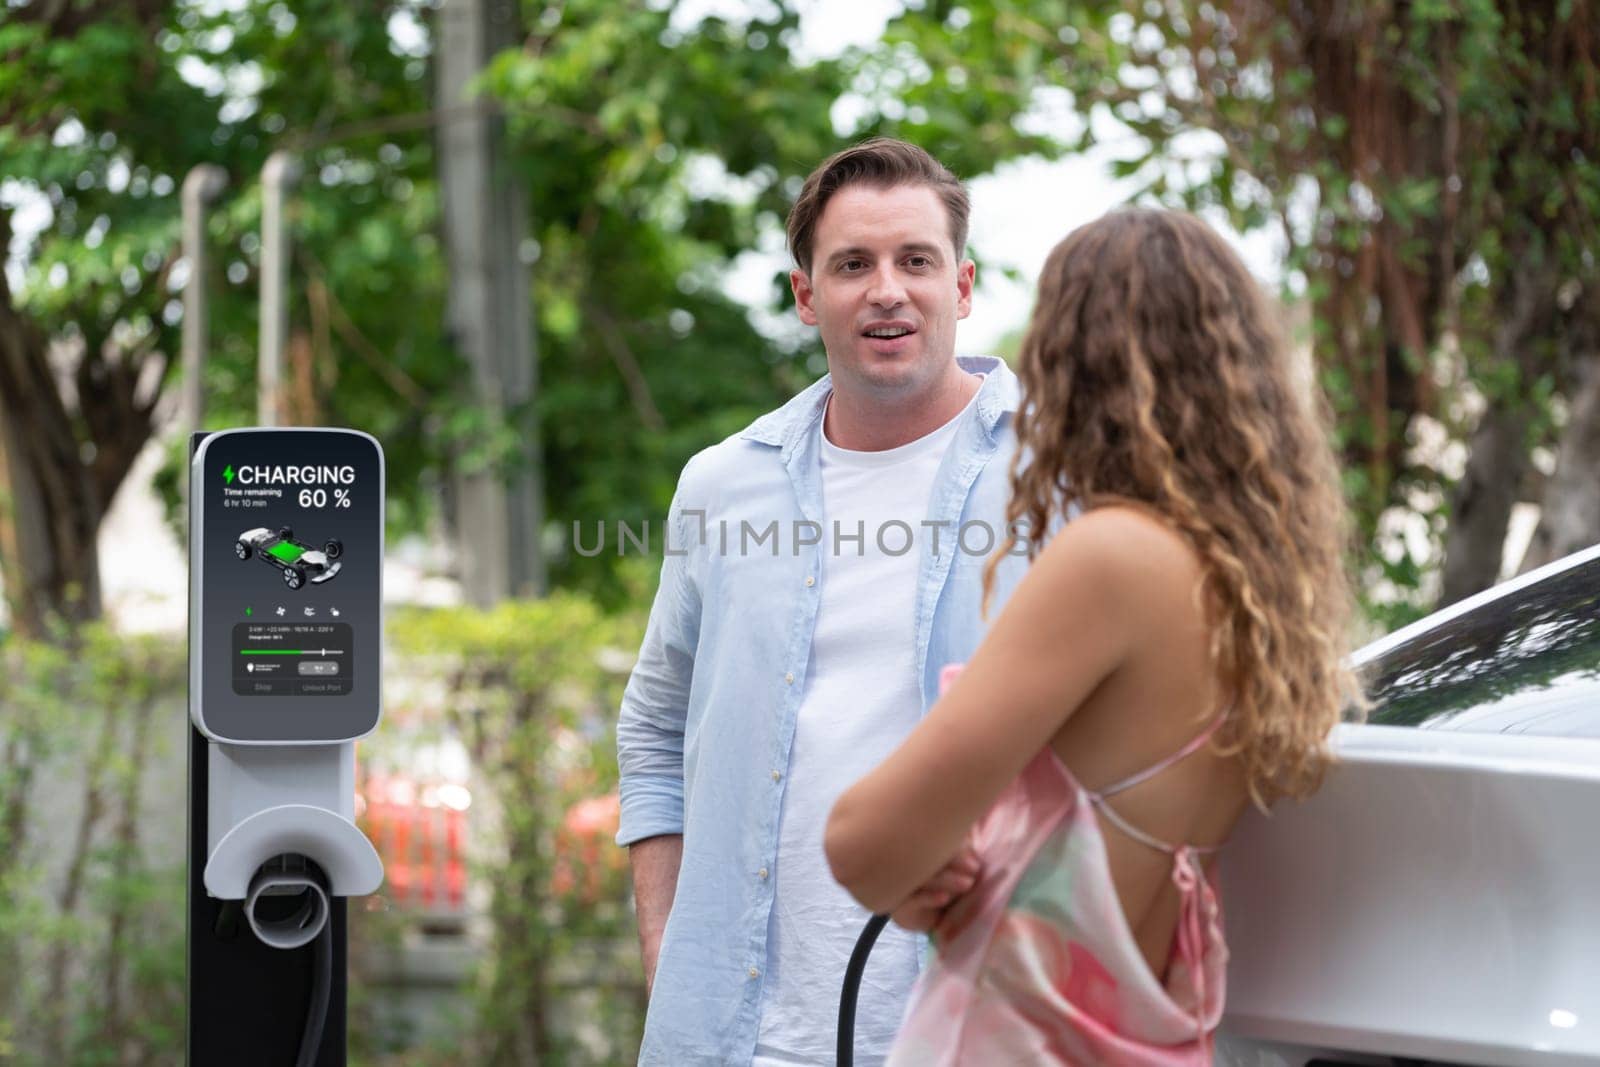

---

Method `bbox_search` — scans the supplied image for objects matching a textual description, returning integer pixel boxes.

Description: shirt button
[758,867,769,879]
[748,967,760,979]
[771,770,782,781]
[805,576,815,587]
[784,672,795,685]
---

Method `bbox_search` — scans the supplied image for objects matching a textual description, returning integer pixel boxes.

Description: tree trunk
[1520,346,1600,573]
[1437,398,1532,607]
[0,207,164,637]
[0,295,104,636]
[1437,270,1558,608]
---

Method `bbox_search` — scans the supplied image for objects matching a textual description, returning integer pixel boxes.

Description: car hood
[1355,545,1600,739]
[1222,726,1600,1064]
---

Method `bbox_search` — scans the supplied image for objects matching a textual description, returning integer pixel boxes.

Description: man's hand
[629,834,684,996]
[889,842,981,933]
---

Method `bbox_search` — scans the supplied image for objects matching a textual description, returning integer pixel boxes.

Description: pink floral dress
[887,670,1228,1066]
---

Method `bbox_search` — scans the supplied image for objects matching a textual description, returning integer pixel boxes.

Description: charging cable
[295,915,333,1067]
[836,913,889,1067]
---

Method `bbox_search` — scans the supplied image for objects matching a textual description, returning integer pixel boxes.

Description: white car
[1218,544,1600,1066]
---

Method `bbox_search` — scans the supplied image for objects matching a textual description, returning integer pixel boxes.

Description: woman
[825,209,1362,1064]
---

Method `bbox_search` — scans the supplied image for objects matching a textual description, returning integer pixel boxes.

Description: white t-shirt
[752,388,978,1066]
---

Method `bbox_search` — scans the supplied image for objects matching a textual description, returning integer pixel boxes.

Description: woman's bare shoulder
[1043,504,1201,571]
[1030,504,1206,620]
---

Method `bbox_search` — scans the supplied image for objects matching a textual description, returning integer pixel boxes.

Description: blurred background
[0,0,1595,1063]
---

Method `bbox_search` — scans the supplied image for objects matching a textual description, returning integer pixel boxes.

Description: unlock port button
[298,661,339,676]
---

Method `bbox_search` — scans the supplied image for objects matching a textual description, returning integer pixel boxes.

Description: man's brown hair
[786,137,970,275]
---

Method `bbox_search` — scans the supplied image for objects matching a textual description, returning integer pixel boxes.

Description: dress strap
[1171,847,1216,1037]
[1092,709,1228,800]
[1088,794,1223,856]
[1084,709,1230,856]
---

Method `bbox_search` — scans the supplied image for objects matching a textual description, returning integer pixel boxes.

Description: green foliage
[0,625,187,1065]
[144,0,458,541]
[0,597,652,1064]
[2,0,458,587]
[477,2,849,602]
[7,0,1064,619]
[470,1,1068,601]
[870,0,1600,615]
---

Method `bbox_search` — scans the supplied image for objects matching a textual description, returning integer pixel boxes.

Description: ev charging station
[187,427,384,1066]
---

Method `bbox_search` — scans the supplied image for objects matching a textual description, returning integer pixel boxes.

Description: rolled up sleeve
[616,483,702,847]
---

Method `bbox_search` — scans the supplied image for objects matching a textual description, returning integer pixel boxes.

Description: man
[616,138,1027,1065]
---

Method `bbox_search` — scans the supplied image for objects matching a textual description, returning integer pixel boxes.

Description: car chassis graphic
[235,527,343,589]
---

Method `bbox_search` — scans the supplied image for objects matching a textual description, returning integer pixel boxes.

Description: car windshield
[267,541,306,564]
[1360,551,1600,737]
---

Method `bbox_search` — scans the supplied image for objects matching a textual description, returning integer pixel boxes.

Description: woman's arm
[824,507,1176,913]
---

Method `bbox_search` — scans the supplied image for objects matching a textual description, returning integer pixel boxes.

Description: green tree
[475,0,1059,598]
[876,0,1599,620]
[0,0,454,634]
[1,0,220,635]
[477,3,849,601]
[2,0,1059,626]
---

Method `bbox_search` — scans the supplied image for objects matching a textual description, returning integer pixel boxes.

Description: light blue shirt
[617,356,1028,1065]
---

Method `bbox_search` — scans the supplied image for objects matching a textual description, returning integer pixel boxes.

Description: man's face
[791,183,975,407]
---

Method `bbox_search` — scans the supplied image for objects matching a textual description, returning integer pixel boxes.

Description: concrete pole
[437,0,544,603]
[180,165,228,440]
[259,152,300,427]
[180,165,227,517]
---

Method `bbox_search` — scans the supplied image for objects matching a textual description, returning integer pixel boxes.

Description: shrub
[379,594,646,1065]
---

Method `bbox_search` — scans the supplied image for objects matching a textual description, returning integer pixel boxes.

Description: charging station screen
[194,429,382,743]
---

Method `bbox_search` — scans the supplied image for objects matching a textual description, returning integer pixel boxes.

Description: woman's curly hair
[983,209,1364,808]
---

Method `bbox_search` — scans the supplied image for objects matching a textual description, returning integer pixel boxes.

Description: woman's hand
[889,843,981,932]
